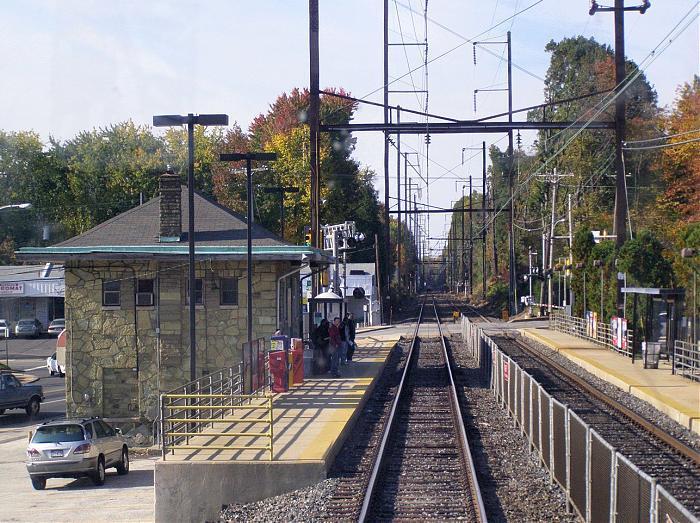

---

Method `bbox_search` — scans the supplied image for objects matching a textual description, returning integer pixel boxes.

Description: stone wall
[64,259,292,422]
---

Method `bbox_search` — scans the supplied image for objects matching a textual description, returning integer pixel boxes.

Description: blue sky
[1,1,698,245]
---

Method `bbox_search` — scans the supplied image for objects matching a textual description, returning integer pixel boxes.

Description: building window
[102,280,121,307]
[186,278,204,305]
[220,278,238,306]
[136,279,154,306]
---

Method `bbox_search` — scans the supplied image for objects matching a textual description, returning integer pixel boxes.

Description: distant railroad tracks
[357,298,486,522]
[493,334,700,516]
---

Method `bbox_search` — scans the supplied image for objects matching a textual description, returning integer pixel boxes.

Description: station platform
[521,328,700,436]
[154,332,399,523]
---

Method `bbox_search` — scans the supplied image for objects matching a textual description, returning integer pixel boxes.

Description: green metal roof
[18,245,332,262]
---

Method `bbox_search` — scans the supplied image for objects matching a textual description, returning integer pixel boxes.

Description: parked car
[0,372,44,416]
[0,319,10,338]
[15,318,42,338]
[26,418,129,490]
[47,319,65,337]
[46,353,65,377]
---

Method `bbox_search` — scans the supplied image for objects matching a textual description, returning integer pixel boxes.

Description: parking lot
[1,337,155,522]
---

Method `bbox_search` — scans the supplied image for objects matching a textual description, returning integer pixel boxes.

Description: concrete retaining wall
[155,459,326,523]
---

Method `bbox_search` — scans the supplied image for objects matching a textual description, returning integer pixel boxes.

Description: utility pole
[482,142,487,300]
[309,0,321,301]
[507,30,516,316]
[383,0,391,321]
[548,172,559,313]
[469,175,473,298]
[590,0,650,316]
[461,185,466,297]
[396,106,402,288]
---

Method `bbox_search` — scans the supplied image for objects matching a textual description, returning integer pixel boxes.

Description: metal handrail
[161,393,273,460]
[549,310,633,357]
[674,340,700,382]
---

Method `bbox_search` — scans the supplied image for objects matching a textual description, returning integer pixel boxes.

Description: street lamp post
[153,114,228,381]
[220,153,277,353]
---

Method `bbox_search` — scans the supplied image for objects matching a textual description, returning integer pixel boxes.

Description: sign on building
[0,282,24,295]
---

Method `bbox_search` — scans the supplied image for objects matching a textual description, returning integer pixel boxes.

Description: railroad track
[358,298,486,522]
[493,334,700,515]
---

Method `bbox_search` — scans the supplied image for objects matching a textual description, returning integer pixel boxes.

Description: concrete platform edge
[520,329,700,435]
[320,338,400,470]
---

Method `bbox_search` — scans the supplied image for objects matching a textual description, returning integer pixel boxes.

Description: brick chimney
[159,170,181,242]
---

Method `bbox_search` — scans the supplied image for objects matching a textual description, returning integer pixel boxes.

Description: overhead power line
[624,128,700,145]
[623,136,700,150]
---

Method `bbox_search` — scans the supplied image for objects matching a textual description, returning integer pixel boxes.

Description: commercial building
[0,264,64,327]
[19,173,329,423]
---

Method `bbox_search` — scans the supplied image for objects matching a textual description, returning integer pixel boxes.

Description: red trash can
[291,338,304,385]
[268,350,288,393]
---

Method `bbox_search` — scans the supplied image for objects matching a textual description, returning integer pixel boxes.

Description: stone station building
[20,173,329,424]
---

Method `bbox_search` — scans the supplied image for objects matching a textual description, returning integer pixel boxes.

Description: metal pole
[383,0,391,318]
[461,185,466,297]
[397,106,402,287]
[612,0,628,249]
[482,142,487,299]
[187,116,196,382]
[469,175,473,297]
[246,158,254,352]
[309,0,320,299]
[600,266,604,321]
[507,30,516,315]
[548,173,558,313]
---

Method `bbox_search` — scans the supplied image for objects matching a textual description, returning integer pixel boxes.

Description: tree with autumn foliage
[656,76,700,223]
[211,88,385,266]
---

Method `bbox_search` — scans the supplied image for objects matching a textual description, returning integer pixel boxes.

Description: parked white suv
[26,418,129,490]
[0,319,11,338]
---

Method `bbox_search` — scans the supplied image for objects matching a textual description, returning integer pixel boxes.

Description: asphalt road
[1,336,155,522]
[1,336,66,429]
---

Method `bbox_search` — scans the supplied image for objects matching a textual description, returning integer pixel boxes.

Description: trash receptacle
[269,350,288,393]
[643,341,661,369]
[291,338,304,385]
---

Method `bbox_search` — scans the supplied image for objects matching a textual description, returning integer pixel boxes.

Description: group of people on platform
[311,312,357,378]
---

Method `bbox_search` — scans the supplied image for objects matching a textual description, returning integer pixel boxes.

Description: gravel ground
[520,334,700,451]
[219,478,340,523]
[448,335,578,523]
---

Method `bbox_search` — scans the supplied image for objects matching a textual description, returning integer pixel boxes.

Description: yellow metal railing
[160,393,274,460]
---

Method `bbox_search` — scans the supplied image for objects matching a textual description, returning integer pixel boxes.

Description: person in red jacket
[328,317,342,378]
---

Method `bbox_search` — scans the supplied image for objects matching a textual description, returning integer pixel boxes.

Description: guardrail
[464,317,697,523]
[160,355,274,460]
[550,310,633,357]
[674,340,700,382]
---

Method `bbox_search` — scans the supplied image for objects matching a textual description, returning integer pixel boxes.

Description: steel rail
[433,299,488,523]
[357,299,425,522]
[510,336,700,466]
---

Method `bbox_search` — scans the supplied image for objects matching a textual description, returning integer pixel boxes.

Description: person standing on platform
[345,312,357,362]
[312,319,330,375]
[328,317,342,378]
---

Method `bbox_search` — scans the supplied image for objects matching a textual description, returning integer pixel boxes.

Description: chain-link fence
[464,317,698,523]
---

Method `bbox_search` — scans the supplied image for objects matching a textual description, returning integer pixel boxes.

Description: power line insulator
[473,44,477,65]
[425,134,431,145]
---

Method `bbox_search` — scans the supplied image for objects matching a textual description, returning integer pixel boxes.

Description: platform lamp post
[153,114,228,381]
[220,153,277,353]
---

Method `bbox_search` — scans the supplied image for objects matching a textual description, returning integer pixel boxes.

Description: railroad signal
[304,226,312,246]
